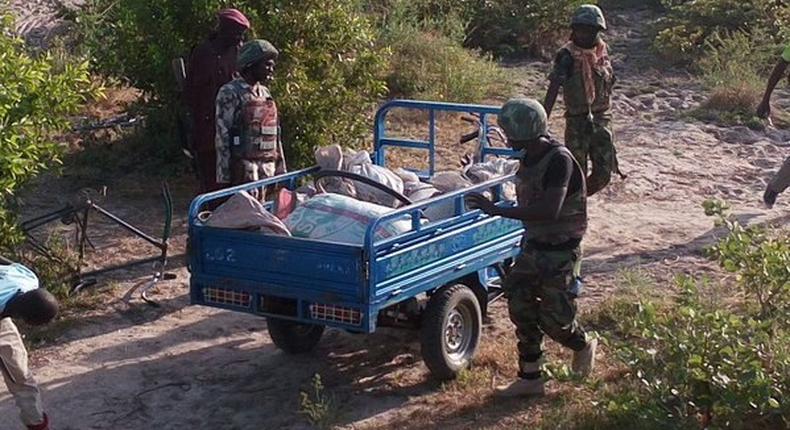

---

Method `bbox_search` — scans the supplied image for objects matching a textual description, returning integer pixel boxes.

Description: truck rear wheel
[420,284,482,381]
[266,318,325,354]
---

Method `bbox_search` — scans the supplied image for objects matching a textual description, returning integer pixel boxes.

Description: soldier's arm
[488,187,568,222]
[215,87,237,184]
[468,154,571,221]
[544,50,573,119]
[757,55,789,118]
[544,81,562,120]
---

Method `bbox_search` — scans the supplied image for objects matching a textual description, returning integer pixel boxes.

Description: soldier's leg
[586,118,618,196]
[0,319,46,427]
[534,249,588,352]
[768,156,790,194]
[505,249,545,378]
[564,117,590,176]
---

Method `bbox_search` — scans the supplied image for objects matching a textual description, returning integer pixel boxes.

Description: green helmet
[571,4,607,30]
[498,98,548,142]
[237,39,279,71]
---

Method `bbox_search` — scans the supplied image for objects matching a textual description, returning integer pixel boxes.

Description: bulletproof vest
[517,143,587,243]
[229,80,280,162]
[562,42,614,117]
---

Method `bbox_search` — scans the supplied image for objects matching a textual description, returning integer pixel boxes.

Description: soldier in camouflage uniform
[466,98,596,397]
[215,39,286,199]
[544,4,622,196]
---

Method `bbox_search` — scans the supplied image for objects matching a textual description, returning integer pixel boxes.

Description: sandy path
[1,4,788,430]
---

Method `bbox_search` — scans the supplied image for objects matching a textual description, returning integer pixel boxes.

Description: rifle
[172,57,201,183]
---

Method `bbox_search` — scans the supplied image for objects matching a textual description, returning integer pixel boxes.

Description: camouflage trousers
[565,115,620,196]
[504,244,587,376]
[768,156,790,194]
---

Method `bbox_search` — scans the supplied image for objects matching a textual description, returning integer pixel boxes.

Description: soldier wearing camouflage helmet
[215,39,286,199]
[544,4,623,197]
[466,98,597,397]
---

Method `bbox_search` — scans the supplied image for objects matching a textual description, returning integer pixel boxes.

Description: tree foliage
[78,0,388,166]
[0,15,99,249]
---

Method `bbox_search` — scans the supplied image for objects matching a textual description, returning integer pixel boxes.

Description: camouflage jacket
[214,77,276,184]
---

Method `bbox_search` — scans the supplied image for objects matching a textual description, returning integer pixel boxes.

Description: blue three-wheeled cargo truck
[188,101,524,380]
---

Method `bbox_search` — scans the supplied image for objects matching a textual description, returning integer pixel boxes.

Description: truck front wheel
[267,318,325,354]
[420,284,482,380]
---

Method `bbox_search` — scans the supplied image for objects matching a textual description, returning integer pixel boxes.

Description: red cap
[217,8,250,29]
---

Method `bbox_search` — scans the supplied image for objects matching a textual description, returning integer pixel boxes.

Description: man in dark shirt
[467,98,596,397]
[184,8,250,194]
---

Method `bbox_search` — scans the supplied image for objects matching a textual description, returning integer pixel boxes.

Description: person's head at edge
[216,8,250,50]
[498,97,551,153]
[238,40,279,86]
[5,289,59,326]
[570,5,606,49]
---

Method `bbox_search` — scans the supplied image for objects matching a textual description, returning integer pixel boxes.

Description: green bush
[588,203,790,429]
[79,0,388,167]
[691,29,778,127]
[607,277,788,429]
[465,0,593,58]
[0,15,100,250]
[704,200,790,319]
[378,3,510,103]
[655,0,790,64]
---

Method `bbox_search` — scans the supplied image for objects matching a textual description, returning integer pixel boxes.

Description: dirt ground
[2,3,788,430]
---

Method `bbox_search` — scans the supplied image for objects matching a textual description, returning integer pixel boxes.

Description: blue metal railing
[188,166,320,225]
[373,100,511,178]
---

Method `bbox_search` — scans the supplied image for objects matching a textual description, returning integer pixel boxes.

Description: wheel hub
[445,309,470,355]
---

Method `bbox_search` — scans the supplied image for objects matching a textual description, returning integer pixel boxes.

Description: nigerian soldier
[544,4,622,196]
[215,39,286,198]
[466,98,596,397]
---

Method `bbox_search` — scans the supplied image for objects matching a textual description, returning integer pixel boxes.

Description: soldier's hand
[460,153,474,168]
[465,193,497,215]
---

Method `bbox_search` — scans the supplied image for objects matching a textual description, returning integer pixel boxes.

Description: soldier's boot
[494,378,545,397]
[495,359,545,397]
[572,338,597,377]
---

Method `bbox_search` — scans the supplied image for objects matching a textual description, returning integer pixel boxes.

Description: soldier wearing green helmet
[215,39,286,199]
[544,4,623,197]
[466,98,597,397]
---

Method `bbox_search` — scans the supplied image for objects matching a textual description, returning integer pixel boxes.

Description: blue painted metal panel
[195,228,364,299]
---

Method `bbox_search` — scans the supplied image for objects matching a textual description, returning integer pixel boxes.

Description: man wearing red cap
[184,8,251,194]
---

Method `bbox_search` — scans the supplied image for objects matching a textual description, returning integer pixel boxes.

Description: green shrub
[704,200,790,319]
[364,0,474,44]
[465,0,593,58]
[79,0,388,167]
[691,29,777,127]
[654,0,790,64]
[0,15,100,250]
[607,277,788,429]
[589,203,790,429]
[381,20,510,103]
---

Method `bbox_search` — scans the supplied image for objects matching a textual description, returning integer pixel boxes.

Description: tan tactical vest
[229,80,280,162]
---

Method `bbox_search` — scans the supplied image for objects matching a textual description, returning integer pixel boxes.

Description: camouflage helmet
[237,39,279,71]
[571,4,607,30]
[498,98,548,142]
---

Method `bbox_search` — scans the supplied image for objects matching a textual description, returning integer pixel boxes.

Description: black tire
[420,284,482,381]
[266,318,325,354]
